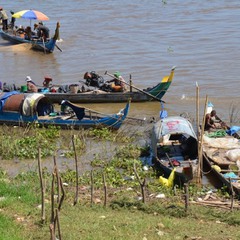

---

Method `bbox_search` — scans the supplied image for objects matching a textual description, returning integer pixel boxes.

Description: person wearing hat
[26,76,38,93]
[106,71,126,92]
[42,76,52,88]
[34,23,50,41]
[0,7,8,31]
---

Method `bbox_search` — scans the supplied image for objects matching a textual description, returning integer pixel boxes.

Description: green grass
[0,170,240,240]
[0,214,25,240]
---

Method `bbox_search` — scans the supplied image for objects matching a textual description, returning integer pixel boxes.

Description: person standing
[0,7,8,31]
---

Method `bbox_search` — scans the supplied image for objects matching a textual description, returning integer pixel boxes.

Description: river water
[0,1,240,182]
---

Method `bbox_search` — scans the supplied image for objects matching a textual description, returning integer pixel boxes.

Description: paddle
[105,71,165,103]
[56,43,62,52]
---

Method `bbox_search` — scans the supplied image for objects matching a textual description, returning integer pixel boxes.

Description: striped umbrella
[12,9,49,26]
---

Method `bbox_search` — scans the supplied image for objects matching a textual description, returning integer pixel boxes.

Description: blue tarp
[0,91,19,111]
[226,126,240,136]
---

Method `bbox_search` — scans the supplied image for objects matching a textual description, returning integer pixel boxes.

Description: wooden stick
[72,135,79,206]
[37,148,45,223]
[53,155,60,204]
[91,170,94,207]
[133,161,146,203]
[102,172,107,207]
[55,209,62,240]
[184,183,189,212]
[229,178,235,211]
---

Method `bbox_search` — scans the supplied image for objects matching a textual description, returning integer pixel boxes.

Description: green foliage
[89,127,114,140]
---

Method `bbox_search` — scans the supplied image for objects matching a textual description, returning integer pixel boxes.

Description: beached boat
[202,108,240,197]
[0,91,130,130]
[0,22,60,53]
[151,116,198,186]
[39,67,175,103]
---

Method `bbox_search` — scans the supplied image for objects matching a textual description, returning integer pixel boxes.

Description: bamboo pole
[196,82,200,138]
[197,95,208,185]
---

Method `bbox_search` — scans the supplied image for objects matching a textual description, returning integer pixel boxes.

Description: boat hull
[151,116,199,186]
[0,92,130,130]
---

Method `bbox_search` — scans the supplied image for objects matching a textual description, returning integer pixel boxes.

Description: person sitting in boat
[43,76,53,88]
[106,71,126,92]
[204,110,226,131]
[34,23,50,41]
[26,76,38,93]
[24,26,33,40]
[83,71,105,89]
[0,7,8,31]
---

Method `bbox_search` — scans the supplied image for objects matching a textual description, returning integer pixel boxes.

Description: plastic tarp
[226,126,240,136]
[0,91,19,111]
[22,93,45,116]
[203,135,240,149]
[153,116,197,141]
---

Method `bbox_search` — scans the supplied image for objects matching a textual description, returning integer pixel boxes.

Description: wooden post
[102,172,107,207]
[91,170,94,207]
[229,178,235,211]
[184,183,189,212]
[53,155,60,204]
[72,135,79,206]
[37,148,45,223]
[129,74,133,92]
[50,172,55,239]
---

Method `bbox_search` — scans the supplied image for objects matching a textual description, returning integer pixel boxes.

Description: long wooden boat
[151,116,198,186]
[0,22,60,53]
[202,112,240,197]
[0,91,130,130]
[40,67,175,103]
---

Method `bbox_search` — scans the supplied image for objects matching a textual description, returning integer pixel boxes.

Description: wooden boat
[0,91,130,130]
[0,22,60,53]
[40,67,175,103]
[202,109,240,197]
[151,116,198,186]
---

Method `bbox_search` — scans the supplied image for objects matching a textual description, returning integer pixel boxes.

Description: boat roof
[153,116,197,140]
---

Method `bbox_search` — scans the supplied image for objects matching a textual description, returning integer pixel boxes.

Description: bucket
[21,85,28,93]
[69,84,79,94]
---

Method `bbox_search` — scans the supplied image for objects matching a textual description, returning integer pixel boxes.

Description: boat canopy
[153,116,197,141]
